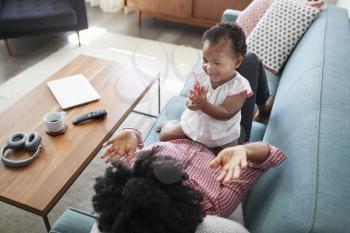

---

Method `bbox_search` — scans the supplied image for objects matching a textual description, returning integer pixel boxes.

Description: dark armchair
[0,0,88,55]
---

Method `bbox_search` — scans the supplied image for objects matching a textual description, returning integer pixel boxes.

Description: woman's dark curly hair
[202,22,247,58]
[92,152,204,233]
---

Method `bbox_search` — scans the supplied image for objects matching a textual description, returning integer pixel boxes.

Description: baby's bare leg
[159,122,188,141]
[155,120,179,132]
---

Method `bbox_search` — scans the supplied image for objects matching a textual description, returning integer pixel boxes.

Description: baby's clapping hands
[187,80,207,111]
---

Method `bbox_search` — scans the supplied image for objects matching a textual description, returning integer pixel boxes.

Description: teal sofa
[50,5,350,233]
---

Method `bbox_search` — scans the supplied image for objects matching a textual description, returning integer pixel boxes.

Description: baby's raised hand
[189,85,207,110]
[101,129,138,163]
[186,95,198,111]
[187,80,202,110]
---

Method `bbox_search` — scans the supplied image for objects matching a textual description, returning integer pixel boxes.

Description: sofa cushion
[244,5,350,233]
[249,121,267,142]
[265,69,280,96]
[222,9,241,23]
[0,0,77,32]
[50,208,96,233]
[144,96,187,146]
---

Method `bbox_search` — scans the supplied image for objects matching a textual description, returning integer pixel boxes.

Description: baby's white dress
[180,72,253,148]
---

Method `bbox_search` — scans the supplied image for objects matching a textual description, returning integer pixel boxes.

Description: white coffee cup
[43,111,66,133]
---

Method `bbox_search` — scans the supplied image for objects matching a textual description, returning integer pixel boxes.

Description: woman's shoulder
[195,216,249,233]
[89,216,249,233]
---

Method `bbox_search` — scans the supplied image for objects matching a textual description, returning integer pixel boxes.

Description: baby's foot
[155,120,179,132]
[254,95,274,123]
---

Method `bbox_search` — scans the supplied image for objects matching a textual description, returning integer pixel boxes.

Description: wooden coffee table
[0,55,160,232]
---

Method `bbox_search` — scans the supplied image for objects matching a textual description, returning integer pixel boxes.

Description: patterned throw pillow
[236,0,274,37]
[236,0,325,37]
[246,0,320,74]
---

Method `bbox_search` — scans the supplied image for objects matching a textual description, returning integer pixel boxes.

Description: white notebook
[47,74,100,109]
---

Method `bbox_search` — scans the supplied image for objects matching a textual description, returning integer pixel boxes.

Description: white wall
[337,0,350,17]
[336,0,350,9]
[327,0,349,17]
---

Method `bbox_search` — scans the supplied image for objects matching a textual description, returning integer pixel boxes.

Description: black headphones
[1,132,42,167]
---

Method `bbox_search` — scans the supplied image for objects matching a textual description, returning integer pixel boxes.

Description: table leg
[137,10,142,27]
[4,39,13,56]
[132,77,161,118]
[43,215,51,232]
[158,77,161,114]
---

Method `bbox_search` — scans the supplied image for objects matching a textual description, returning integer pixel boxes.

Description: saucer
[46,124,68,136]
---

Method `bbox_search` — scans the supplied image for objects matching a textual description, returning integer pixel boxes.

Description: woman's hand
[101,129,138,162]
[209,145,248,183]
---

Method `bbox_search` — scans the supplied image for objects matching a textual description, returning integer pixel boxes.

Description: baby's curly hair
[202,22,247,58]
[92,152,204,233]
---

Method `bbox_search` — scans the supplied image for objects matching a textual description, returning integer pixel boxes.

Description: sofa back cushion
[244,6,350,233]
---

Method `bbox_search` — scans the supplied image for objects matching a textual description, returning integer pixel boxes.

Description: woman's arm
[101,129,144,162]
[244,141,270,162]
[209,142,286,183]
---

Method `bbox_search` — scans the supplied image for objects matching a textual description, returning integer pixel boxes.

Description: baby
[158,23,253,150]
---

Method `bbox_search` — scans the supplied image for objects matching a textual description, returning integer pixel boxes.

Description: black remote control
[72,110,107,125]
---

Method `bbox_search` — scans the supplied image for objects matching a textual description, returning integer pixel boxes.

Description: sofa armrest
[221,9,241,23]
[50,208,97,233]
[69,0,88,29]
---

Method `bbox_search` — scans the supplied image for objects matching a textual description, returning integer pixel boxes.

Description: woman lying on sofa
[92,127,286,233]
[92,24,280,233]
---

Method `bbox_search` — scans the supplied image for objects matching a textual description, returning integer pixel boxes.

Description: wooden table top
[0,55,159,216]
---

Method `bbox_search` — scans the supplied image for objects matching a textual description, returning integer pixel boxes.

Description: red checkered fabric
[124,129,286,217]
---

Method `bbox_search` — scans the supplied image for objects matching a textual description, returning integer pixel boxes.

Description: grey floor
[0,5,205,85]
[0,5,205,233]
